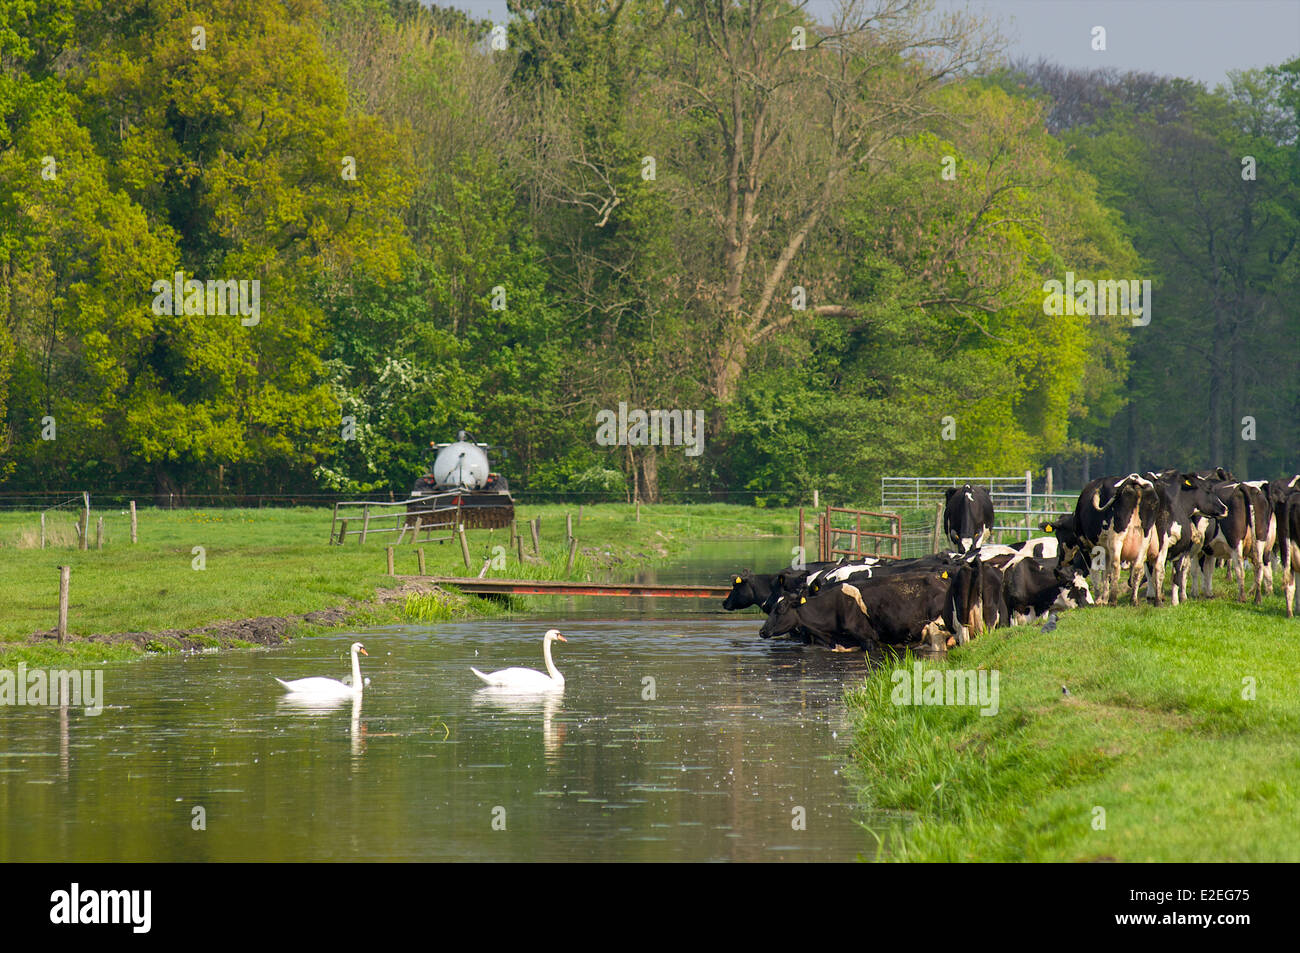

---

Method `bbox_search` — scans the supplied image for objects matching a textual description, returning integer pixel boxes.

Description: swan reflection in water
[276,691,366,758]
[472,687,566,762]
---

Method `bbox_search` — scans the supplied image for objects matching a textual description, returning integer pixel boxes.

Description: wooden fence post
[58,566,70,644]
[417,547,426,576]
[130,501,137,544]
[515,533,524,564]
[79,506,88,551]
[566,512,573,540]
[40,512,46,549]
[932,501,945,554]
[386,546,395,575]
[337,519,348,545]
[530,518,540,555]
[459,525,471,569]
[360,505,371,544]
[636,501,640,523]
[566,536,578,574]
[96,516,103,550]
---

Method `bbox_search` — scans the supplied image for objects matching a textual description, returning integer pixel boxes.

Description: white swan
[472,629,567,691]
[275,642,368,700]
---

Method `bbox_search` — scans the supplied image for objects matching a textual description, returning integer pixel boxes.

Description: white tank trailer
[406,430,515,530]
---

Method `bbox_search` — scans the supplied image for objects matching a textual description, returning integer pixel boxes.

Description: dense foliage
[2,1,1295,502]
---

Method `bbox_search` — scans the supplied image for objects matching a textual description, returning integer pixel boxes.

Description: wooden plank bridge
[426,577,731,599]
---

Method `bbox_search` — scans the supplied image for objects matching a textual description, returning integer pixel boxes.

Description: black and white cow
[1000,557,1093,624]
[1141,470,1229,606]
[1199,481,1275,602]
[943,484,994,554]
[1081,473,1158,606]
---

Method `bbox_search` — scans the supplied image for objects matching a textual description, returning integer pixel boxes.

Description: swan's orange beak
[358,647,369,656]
[554,634,567,642]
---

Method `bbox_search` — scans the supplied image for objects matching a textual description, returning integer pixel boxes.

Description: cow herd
[723,470,1300,656]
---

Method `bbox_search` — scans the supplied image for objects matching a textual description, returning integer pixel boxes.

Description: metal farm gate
[817,506,902,561]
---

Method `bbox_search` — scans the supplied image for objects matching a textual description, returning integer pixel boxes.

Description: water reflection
[472,688,566,763]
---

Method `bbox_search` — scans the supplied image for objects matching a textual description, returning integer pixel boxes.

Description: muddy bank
[24,577,466,655]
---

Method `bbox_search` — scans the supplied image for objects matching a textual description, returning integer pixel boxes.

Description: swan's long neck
[351,647,363,692]
[543,637,563,684]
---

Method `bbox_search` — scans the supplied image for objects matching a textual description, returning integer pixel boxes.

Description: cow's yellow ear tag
[1044,523,1053,533]
[1183,479,1192,487]
[799,596,806,604]
[941,571,949,579]
[734,576,742,585]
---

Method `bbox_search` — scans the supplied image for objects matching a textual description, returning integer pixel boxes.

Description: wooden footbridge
[426,577,731,599]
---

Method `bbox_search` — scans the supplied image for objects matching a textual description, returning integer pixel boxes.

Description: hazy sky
[436,0,1299,88]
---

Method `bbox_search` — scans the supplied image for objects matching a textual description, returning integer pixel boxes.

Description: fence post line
[459,525,471,569]
[417,547,426,576]
[386,546,395,575]
[41,512,46,549]
[79,505,88,551]
[566,537,578,574]
[516,532,524,564]
[130,501,138,544]
[96,516,103,550]
[360,505,370,544]
[530,518,540,555]
[329,502,339,545]
[566,512,573,540]
[57,566,70,644]
[338,519,348,545]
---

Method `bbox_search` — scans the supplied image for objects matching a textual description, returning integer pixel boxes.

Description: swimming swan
[471,629,566,691]
[275,642,368,699]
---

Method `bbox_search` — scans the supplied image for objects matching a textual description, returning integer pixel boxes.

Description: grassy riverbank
[847,593,1300,861]
[0,503,799,665]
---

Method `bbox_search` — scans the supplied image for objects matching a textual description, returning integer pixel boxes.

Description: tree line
[1,0,1296,504]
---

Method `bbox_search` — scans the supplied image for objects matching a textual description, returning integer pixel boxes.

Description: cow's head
[1178,471,1229,518]
[759,590,804,639]
[1267,475,1300,506]
[1052,566,1093,609]
[722,570,761,611]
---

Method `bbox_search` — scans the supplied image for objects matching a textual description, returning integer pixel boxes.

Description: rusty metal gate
[818,505,901,561]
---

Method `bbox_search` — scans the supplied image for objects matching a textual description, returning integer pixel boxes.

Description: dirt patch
[22,577,456,654]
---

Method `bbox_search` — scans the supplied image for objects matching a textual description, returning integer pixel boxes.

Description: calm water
[0,539,880,861]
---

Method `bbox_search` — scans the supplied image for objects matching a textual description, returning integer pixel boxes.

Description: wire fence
[881,473,1085,558]
[0,487,806,511]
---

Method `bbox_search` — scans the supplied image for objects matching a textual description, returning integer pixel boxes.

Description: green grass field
[0,502,800,664]
[847,589,1300,861]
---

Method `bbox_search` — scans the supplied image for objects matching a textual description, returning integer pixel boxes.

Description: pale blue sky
[432,0,1299,87]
